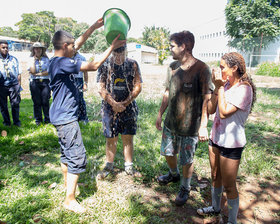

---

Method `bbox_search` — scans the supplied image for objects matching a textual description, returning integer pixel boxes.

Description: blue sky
[0,0,227,38]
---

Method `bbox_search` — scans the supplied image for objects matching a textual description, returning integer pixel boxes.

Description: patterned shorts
[160,126,198,165]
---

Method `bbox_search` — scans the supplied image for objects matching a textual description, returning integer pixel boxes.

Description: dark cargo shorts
[102,102,138,138]
[56,121,87,174]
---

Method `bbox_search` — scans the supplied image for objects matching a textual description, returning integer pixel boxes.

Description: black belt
[32,79,49,82]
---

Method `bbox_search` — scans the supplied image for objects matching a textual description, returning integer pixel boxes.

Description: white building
[193,17,235,62]
[193,16,280,66]
[0,35,33,51]
[127,42,158,64]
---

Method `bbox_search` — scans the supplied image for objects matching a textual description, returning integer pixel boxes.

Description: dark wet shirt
[164,60,213,136]
[97,57,142,102]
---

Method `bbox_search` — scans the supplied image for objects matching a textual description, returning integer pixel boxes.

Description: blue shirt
[73,53,86,79]
[0,53,21,86]
[48,56,82,125]
[29,56,50,80]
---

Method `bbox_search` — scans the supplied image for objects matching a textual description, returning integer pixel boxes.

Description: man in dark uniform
[0,40,22,127]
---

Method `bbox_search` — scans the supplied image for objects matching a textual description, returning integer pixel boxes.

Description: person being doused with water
[96,44,142,179]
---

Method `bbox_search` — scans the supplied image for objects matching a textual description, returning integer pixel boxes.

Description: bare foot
[63,200,85,213]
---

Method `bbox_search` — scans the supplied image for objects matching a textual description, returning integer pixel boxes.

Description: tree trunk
[258,32,263,65]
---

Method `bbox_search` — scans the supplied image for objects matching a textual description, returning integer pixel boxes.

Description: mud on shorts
[56,121,87,174]
[160,125,198,166]
[102,102,138,138]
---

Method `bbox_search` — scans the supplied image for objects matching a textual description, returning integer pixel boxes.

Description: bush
[206,61,220,68]
[255,62,280,77]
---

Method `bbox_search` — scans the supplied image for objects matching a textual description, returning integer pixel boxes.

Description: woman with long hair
[28,42,50,125]
[197,52,256,224]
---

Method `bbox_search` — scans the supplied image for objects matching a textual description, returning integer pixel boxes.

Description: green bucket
[103,8,131,44]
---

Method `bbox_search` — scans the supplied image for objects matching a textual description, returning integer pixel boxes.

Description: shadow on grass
[126,194,203,224]
[121,173,213,224]
[259,87,280,98]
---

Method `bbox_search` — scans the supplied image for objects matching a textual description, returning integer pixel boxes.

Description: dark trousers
[0,83,21,126]
[30,79,51,123]
[75,78,88,122]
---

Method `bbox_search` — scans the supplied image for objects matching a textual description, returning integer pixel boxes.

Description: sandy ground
[19,61,280,99]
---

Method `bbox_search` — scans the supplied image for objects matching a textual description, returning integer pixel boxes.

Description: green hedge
[255,62,280,77]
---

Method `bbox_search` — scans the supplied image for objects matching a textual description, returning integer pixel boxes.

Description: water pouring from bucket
[103,8,131,44]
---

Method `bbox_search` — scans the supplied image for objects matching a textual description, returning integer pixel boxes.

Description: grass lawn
[0,87,279,223]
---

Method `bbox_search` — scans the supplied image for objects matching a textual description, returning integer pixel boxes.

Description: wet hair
[170,31,195,53]
[113,44,127,53]
[222,52,256,112]
[52,30,74,50]
[0,40,8,45]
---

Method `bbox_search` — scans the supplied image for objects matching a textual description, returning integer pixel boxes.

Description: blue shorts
[102,102,138,138]
[160,126,198,166]
[56,121,87,174]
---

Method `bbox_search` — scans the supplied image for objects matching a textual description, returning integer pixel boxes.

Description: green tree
[56,17,77,33]
[141,26,170,64]
[16,11,57,47]
[225,0,280,63]
[91,31,109,53]
[127,37,140,43]
[0,26,18,38]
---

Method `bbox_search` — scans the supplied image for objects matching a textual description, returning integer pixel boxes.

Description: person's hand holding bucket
[93,18,104,29]
[111,34,126,50]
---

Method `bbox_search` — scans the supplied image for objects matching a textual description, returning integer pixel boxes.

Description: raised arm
[207,70,219,114]
[217,87,238,119]
[211,68,238,119]
[80,35,126,72]
[74,18,104,51]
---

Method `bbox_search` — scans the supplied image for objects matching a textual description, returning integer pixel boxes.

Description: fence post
[249,54,252,74]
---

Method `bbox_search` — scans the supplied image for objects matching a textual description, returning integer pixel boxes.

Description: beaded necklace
[2,58,10,78]
[37,57,42,73]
